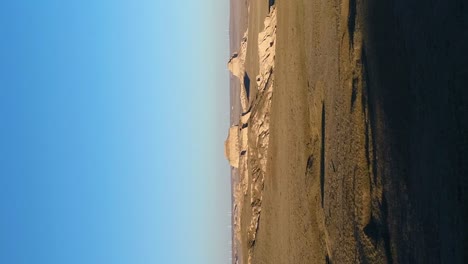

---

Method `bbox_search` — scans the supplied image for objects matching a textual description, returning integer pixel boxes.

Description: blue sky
[0,1,231,263]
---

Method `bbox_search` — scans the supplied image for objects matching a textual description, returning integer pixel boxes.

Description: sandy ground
[230,0,468,263]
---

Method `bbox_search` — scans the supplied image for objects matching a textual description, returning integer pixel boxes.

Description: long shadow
[244,72,251,100]
[320,103,326,208]
[364,0,468,262]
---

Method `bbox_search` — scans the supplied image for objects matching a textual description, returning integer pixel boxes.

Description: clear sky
[0,1,231,264]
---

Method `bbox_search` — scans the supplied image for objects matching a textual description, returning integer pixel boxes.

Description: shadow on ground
[364,0,468,262]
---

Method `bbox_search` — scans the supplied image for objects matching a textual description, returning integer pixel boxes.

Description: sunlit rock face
[226,5,277,264]
[225,126,240,168]
[246,7,276,264]
[228,30,250,114]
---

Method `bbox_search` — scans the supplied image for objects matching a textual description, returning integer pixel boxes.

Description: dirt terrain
[229,0,468,263]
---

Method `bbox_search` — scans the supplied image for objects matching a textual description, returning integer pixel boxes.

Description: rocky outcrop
[226,5,277,264]
[225,126,240,168]
[228,31,250,114]
[256,9,276,93]
[245,7,276,264]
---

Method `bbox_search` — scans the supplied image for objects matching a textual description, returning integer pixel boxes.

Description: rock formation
[245,7,276,264]
[228,31,250,113]
[226,5,277,264]
[225,126,240,168]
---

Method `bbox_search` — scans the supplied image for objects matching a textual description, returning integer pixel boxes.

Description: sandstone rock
[225,126,240,168]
